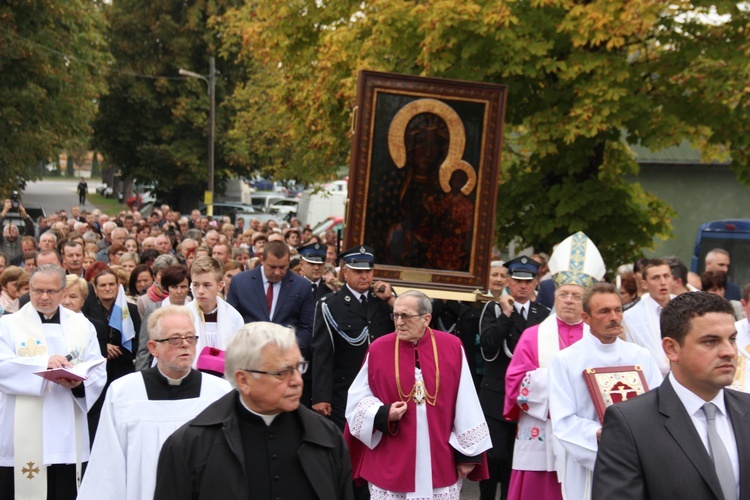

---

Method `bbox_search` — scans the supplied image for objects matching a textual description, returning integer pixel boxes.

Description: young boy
[189,256,245,376]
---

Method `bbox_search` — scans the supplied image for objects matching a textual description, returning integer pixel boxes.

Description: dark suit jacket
[310,279,333,303]
[226,266,314,353]
[593,377,750,500]
[311,286,394,428]
[478,300,549,421]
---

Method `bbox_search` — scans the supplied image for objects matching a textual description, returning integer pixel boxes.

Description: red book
[34,358,105,383]
[583,365,649,424]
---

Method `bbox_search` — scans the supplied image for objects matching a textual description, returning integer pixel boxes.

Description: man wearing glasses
[0,264,105,500]
[346,290,492,499]
[79,305,231,500]
[154,321,354,499]
[503,232,606,500]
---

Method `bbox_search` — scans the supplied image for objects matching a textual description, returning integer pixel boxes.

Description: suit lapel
[726,391,750,500]
[252,268,270,321]
[660,378,724,499]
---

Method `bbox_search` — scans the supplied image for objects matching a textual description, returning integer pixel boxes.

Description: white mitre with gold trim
[548,232,606,288]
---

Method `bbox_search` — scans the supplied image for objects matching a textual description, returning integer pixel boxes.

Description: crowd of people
[0,196,748,500]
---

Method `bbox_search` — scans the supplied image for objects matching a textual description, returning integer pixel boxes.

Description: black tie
[361,295,367,309]
[311,283,317,294]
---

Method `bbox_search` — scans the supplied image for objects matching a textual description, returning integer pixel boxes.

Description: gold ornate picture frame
[345,70,507,293]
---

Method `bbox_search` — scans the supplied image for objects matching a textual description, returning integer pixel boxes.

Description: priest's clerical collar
[157,366,191,386]
[557,315,583,327]
[38,310,60,324]
[239,396,280,426]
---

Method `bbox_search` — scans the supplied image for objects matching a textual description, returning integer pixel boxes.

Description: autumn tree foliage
[0,1,109,195]
[93,0,246,211]
[221,0,750,266]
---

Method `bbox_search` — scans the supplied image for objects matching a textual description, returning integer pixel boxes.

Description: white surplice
[190,297,245,364]
[730,319,750,393]
[0,306,106,466]
[78,370,232,500]
[622,294,673,375]
[346,348,491,499]
[549,331,663,500]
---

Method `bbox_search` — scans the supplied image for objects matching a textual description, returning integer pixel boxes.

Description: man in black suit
[594,292,750,500]
[311,245,395,429]
[299,243,333,302]
[478,256,550,500]
[226,240,315,404]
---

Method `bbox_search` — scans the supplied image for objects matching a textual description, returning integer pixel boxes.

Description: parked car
[199,203,278,224]
[268,199,300,218]
[310,216,344,239]
[248,192,285,212]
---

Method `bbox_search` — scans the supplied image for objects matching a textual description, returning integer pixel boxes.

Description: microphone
[65,349,80,362]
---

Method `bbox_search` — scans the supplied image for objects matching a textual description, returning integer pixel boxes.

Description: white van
[296,181,348,227]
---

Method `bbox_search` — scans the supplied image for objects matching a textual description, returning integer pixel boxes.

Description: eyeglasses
[30,288,64,296]
[244,360,309,381]
[153,335,200,347]
[390,312,426,321]
[556,292,583,302]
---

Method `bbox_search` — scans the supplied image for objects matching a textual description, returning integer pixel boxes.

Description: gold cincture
[395,327,440,406]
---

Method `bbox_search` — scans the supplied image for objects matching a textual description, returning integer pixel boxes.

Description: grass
[88,193,129,217]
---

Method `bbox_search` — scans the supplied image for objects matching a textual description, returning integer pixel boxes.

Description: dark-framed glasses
[390,312,426,321]
[153,335,200,347]
[244,360,309,381]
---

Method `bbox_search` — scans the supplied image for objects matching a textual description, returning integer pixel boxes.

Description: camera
[10,191,19,211]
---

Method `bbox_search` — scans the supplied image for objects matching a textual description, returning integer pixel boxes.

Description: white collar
[669,372,728,417]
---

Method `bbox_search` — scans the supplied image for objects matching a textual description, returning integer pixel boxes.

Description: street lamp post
[179,56,216,217]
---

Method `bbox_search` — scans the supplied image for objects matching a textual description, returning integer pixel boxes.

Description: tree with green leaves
[94,0,246,211]
[0,1,109,196]
[220,0,750,267]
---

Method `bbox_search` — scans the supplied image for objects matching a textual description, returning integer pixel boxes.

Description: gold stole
[12,305,88,499]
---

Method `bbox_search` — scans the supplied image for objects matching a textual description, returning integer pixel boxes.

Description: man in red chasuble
[345,290,491,499]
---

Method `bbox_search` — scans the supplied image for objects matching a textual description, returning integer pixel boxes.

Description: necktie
[702,403,737,500]
[311,283,317,294]
[361,294,367,309]
[522,306,528,320]
[266,283,274,313]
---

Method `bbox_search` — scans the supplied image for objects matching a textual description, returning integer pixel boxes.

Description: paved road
[20,179,104,216]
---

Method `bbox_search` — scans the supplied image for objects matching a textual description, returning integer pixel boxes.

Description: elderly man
[312,245,395,429]
[549,283,663,500]
[0,264,106,499]
[346,290,491,499]
[38,231,58,252]
[154,321,353,499]
[594,292,750,499]
[503,232,605,500]
[78,306,231,500]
